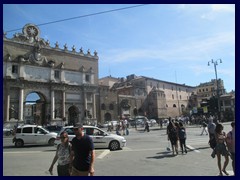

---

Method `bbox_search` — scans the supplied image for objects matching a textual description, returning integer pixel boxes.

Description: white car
[12,125,57,147]
[149,119,157,126]
[54,126,126,151]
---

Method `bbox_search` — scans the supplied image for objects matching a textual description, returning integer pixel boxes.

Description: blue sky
[3,4,235,92]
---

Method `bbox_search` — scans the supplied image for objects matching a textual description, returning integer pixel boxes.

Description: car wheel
[109,140,120,151]
[15,139,24,147]
[48,138,55,146]
[5,131,11,136]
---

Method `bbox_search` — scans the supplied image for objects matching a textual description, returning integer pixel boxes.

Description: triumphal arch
[3,23,99,126]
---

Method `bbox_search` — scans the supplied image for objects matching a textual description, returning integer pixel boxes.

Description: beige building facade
[3,24,99,126]
[98,74,197,122]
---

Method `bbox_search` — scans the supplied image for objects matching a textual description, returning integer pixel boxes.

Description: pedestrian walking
[226,121,235,175]
[167,120,178,155]
[124,119,129,135]
[121,120,126,135]
[200,120,208,135]
[116,124,121,135]
[208,117,216,152]
[214,123,229,176]
[49,131,72,176]
[71,124,95,176]
[144,121,150,132]
[178,122,187,154]
[160,119,163,129]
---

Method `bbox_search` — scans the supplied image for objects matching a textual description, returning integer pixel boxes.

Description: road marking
[3,151,43,154]
[97,150,110,159]
[186,145,200,153]
[115,147,165,152]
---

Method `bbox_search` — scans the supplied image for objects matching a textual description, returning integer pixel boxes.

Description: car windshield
[39,127,49,133]
[59,128,75,136]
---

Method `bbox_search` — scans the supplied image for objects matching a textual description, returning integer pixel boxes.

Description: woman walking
[178,122,187,154]
[214,123,229,176]
[49,131,72,176]
[167,119,178,155]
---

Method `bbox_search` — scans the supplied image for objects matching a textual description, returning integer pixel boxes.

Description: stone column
[6,89,10,122]
[84,92,87,110]
[62,91,66,118]
[19,64,24,79]
[93,93,96,119]
[51,90,55,120]
[19,88,24,122]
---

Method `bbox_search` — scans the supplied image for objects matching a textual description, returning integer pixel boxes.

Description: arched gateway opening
[68,106,80,126]
[24,92,47,125]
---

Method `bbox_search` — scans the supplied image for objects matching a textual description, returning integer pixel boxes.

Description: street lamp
[208,59,222,120]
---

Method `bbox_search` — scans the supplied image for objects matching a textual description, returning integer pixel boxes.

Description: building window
[172,94,174,99]
[199,89,201,92]
[180,95,182,100]
[203,89,205,92]
[101,104,106,110]
[109,104,114,110]
[173,104,177,108]
[150,82,152,88]
[12,65,18,74]
[85,74,90,83]
[206,88,208,91]
[172,86,173,91]
[179,88,181,92]
[54,70,60,79]
[163,84,165,90]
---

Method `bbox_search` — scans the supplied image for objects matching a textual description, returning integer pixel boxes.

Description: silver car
[54,125,126,151]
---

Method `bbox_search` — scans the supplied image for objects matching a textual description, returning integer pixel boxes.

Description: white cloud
[211,4,235,13]
[101,31,234,64]
[201,4,234,20]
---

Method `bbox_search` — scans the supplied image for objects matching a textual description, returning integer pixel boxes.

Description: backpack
[178,128,186,139]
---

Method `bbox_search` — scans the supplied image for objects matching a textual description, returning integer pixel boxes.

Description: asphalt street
[3,122,234,176]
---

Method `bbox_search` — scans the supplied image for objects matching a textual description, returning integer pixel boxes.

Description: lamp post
[208,59,222,120]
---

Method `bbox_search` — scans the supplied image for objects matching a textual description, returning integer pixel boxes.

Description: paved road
[3,122,234,176]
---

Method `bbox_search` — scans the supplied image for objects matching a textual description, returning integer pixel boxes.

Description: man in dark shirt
[71,124,95,176]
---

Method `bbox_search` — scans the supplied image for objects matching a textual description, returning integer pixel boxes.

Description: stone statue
[29,45,48,64]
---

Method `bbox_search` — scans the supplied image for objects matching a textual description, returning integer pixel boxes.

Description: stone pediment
[12,23,47,46]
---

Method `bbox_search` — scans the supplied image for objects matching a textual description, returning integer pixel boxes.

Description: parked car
[163,119,169,126]
[12,125,57,147]
[45,125,62,133]
[149,119,157,126]
[54,125,126,151]
[3,127,13,136]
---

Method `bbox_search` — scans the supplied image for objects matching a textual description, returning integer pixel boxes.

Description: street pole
[208,59,222,120]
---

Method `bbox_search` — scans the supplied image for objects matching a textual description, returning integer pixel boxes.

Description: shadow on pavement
[146,151,177,159]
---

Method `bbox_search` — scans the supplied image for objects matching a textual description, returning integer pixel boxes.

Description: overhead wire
[5,4,149,33]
